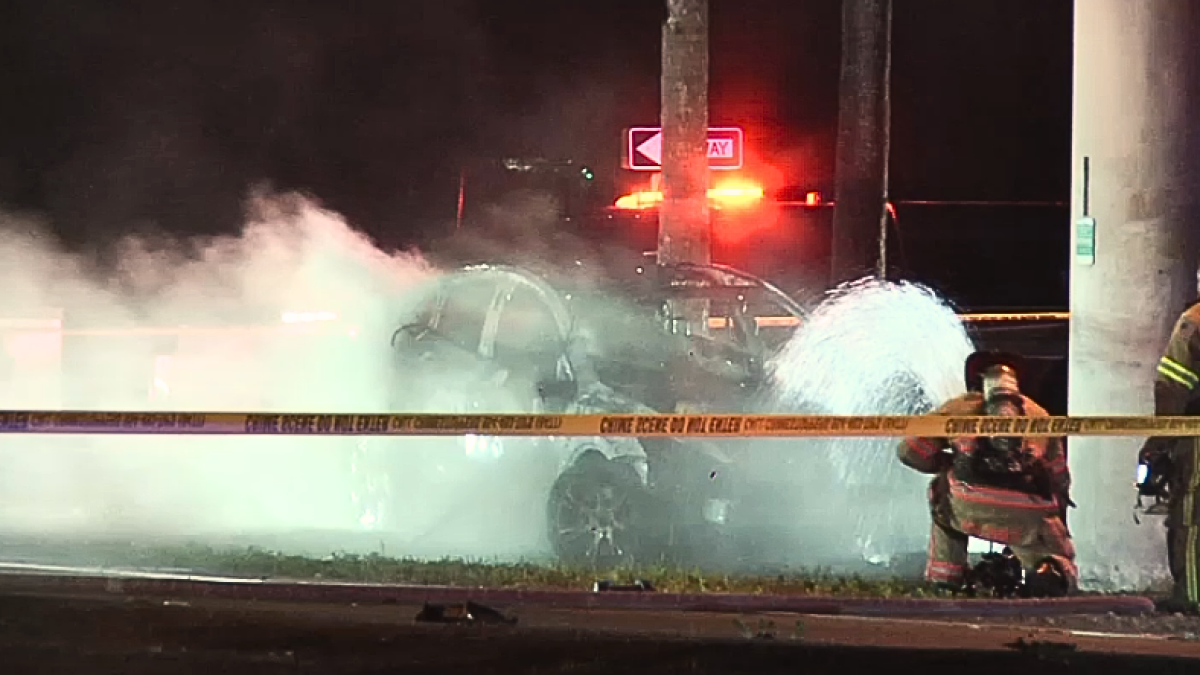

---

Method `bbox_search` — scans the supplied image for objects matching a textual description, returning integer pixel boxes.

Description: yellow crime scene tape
[0,312,1064,335]
[0,410,1198,438]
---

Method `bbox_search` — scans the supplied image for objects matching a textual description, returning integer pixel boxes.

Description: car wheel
[546,449,648,569]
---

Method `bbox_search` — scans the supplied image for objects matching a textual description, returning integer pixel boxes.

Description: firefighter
[1137,286,1200,613]
[897,350,1077,596]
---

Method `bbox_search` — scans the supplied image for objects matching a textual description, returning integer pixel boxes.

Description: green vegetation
[11,537,1164,598]
[72,541,953,598]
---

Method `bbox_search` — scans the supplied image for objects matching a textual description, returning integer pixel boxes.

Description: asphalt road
[0,534,1195,673]
[1,580,1198,674]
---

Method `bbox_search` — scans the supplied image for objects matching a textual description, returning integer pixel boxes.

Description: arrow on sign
[635,132,663,166]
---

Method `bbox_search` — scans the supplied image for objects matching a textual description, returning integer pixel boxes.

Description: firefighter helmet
[964,350,1026,393]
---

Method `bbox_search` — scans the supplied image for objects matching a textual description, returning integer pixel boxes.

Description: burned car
[352,258,814,568]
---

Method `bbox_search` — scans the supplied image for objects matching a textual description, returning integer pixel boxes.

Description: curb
[0,564,1157,618]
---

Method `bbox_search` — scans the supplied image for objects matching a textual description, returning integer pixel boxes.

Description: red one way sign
[624,127,744,171]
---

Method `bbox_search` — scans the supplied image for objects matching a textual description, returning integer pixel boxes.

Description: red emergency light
[612,184,828,212]
[613,179,766,211]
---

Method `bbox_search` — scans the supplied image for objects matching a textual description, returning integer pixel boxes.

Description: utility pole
[659,0,711,335]
[831,0,892,285]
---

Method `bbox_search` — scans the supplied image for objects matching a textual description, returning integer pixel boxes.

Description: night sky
[0,0,1073,267]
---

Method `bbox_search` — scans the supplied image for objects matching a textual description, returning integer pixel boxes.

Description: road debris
[414,601,517,626]
[593,579,656,593]
[1005,635,1079,661]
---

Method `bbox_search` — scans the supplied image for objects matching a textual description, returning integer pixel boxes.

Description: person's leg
[925,517,970,585]
[1008,513,1078,595]
[925,475,969,585]
[946,485,1077,594]
[1165,438,1200,610]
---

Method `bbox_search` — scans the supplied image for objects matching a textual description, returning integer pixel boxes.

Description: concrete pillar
[1069,0,1200,586]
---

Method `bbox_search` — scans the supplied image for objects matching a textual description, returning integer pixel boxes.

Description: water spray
[764,276,976,566]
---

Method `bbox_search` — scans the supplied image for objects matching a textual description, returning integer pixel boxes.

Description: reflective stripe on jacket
[1154,303,1200,416]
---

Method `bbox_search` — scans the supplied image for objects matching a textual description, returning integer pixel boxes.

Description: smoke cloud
[0,192,465,550]
[0,186,654,564]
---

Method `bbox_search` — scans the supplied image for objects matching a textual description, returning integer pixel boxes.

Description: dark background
[0,0,1074,308]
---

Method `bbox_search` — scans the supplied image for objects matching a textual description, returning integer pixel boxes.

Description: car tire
[545,449,649,569]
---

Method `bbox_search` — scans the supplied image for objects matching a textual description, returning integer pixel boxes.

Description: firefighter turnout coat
[1144,301,1200,607]
[897,392,1076,587]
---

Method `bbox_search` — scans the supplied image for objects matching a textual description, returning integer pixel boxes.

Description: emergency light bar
[614,185,765,210]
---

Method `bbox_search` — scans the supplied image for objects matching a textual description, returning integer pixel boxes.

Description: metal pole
[831,0,892,286]
[659,0,711,334]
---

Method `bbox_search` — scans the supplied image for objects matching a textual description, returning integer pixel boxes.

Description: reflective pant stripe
[1188,450,1200,603]
[926,565,964,582]
[1189,526,1199,604]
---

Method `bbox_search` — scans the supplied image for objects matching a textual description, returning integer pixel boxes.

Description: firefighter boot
[1022,557,1069,598]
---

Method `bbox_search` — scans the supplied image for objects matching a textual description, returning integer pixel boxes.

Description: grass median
[1,537,1166,599]
[51,541,946,598]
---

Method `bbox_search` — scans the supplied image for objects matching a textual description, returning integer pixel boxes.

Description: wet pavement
[0,532,1197,672]
[1,576,1199,673]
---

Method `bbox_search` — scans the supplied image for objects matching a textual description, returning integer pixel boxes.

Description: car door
[487,280,577,408]
[428,275,506,359]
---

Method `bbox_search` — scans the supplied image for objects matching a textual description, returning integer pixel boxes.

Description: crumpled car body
[352,258,818,569]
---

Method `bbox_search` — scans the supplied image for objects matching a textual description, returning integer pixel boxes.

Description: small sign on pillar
[1075,217,1096,266]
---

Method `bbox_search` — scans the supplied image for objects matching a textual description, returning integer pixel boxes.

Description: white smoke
[0,193,454,545]
[0,187,655,566]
